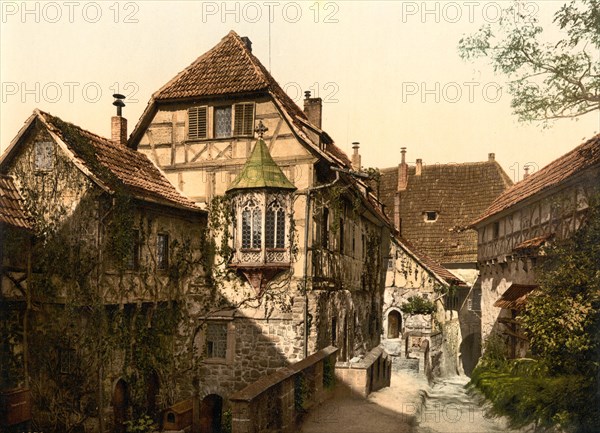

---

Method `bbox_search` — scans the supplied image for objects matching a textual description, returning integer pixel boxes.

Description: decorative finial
[255,120,268,138]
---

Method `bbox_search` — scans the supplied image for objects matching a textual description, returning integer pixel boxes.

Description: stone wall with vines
[3,122,207,432]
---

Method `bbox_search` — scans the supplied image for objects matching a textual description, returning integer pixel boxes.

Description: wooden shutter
[188,106,207,139]
[233,103,255,136]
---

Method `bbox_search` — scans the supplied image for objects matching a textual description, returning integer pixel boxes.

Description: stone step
[391,357,420,373]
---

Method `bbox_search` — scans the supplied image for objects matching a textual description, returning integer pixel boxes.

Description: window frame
[424,211,438,222]
[34,141,54,172]
[187,102,255,141]
[157,233,169,270]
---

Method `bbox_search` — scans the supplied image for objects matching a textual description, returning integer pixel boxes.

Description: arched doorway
[112,379,128,433]
[199,394,223,433]
[387,310,401,339]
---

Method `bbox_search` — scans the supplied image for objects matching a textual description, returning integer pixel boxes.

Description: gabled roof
[0,110,202,213]
[473,134,600,226]
[227,138,296,193]
[394,235,466,287]
[379,160,512,264]
[128,30,352,168]
[0,175,33,230]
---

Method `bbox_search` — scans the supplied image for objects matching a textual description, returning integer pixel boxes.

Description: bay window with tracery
[231,193,292,265]
[225,124,297,293]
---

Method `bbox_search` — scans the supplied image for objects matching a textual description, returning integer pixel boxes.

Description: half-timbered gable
[473,133,600,357]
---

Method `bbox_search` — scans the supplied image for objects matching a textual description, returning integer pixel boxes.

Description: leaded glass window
[205,323,227,358]
[241,199,261,249]
[214,106,232,138]
[266,199,285,249]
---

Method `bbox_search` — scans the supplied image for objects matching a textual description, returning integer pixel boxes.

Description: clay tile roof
[474,134,600,225]
[139,30,351,168]
[227,138,296,192]
[379,161,512,264]
[38,111,201,212]
[395,235,466,286]
[494,284,537,310]
[0,175,33,230]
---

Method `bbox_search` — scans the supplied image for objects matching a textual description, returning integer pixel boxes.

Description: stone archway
[199,394,223,433]
[387,310,402,339]
[112,379,128,433]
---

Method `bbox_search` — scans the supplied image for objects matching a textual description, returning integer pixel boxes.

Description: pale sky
[1,0,598,183]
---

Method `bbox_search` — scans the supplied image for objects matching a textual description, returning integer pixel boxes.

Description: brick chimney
[397,147,408,191]
[351,142,361,171]
[241,36,252,52]
[488,153,495,161]
[415,158,422,176]
[303,91,322,129]
[111,94,127,146]
[395,147,408,233]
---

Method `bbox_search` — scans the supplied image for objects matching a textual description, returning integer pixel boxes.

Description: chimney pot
[400,147,407,164]
[488,153,495,161]
[523,165,530,179]
[416,158,422,176]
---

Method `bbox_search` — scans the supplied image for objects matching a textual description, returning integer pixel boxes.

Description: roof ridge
[472,133,600,225]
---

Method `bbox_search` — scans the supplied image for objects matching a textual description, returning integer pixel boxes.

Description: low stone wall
[334,346,391,397]
[229,346,338,433]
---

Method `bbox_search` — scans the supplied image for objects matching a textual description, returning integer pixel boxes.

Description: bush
[400,296,435,315]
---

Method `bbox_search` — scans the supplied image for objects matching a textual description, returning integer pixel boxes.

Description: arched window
[241,199,261,249]
[266,199,285,249]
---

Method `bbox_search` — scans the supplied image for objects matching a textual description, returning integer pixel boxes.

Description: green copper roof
[227,138,296,193]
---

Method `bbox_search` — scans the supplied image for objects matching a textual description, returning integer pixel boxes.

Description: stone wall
[334,346,391,397]
[229,346,337,433]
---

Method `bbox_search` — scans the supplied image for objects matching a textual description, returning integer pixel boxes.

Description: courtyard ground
[300,371,530,433]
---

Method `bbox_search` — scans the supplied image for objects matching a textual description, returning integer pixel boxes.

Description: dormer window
[424,211,438,222]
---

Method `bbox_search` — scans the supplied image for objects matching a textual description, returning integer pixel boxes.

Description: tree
[459,0,600,124]
[519,200,600,375]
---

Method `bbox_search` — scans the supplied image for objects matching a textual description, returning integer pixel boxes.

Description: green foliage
[400,296,435,315]
[520,200,600,376]
[472,201,600,433]
[323,357,335,389]
[294,373,306,412]
[459,0,600,124]
[124,415,157,433]
[470,358,598,432]
[221,409,232,433]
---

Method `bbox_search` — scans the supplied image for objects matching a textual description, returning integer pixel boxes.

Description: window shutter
[188,106,207,139]
[233,103,255,136]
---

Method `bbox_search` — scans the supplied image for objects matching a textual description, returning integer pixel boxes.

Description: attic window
[424,211,438,222]
[34,141,54,171]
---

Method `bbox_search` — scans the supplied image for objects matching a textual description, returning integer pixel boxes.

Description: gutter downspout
[299,170,340,359]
